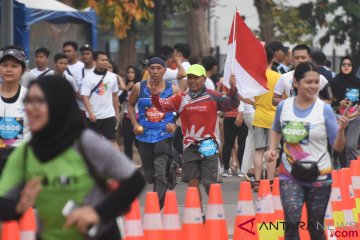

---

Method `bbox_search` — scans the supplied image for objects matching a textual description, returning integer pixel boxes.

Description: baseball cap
[186,64,206,77]
[0,48,26,66]
[79,44,93,52]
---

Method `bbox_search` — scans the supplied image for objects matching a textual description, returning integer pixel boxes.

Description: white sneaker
[222,169,232,177]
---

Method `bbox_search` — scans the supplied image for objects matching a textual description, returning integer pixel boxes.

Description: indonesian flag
[223,11,268,98]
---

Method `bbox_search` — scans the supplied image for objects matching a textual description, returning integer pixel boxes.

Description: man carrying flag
[148,64,239,218]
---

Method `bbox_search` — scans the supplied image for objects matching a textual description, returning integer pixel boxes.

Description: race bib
[145,106,165,122]
[282,121,309,144]
[198,139,218,157]
[0,117,24,148]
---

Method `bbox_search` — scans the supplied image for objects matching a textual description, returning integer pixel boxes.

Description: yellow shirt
[252,69,281,129]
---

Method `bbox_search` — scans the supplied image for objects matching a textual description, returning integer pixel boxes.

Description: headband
[147,57,166,67]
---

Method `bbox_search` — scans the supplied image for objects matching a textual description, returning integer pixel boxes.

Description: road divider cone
[18,208,36,240]
[272,177,284,240]
[350,160,360,223]
[204,184,228,240]
[163,191,182,240]
[183,187,204,240]
[143,192,165,240]
[256,179,277,240]
[325,188,337,240]
[338,168,356,236]
[233,181,257,240]
[331,170,345,240]
[124,199,144,240]
[2,221,20,240]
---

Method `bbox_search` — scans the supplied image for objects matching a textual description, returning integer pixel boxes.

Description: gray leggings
[280,180,331,240]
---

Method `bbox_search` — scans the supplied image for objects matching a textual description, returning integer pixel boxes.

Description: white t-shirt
[66,61,84,83]
[81,71,118,119]
[205,77,215,90]
[274,70,328,98]
[63,73,78,92]
[30,68,54,77]
[0,86,30,148]
[76,67,94,111]
[163,61,190,86]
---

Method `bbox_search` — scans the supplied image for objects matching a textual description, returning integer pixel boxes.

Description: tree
[313,0,360,68]
[254,0,275,42]
[87,0,154,72]
[163,0,215,60]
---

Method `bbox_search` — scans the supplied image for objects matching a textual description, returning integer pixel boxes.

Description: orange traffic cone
[183,187,204,240]
[272,177,284,240]
[18,208,36,240]
[233,181,257,240]
[256,179,277,240]
[143,192,165,240]
[350,159,360,223]
[339,169,356,225]
[2,221,20,240]
[124,199,144,240]
[162,191,182,240]
[339,168,359,237]
[204,184,228,240]
[331,170,345,240]
[324,188,336,240]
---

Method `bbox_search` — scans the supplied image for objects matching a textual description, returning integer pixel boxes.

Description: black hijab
[331,56,360,102]
[28,75,85,162]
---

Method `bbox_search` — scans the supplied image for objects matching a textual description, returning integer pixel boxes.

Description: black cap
[266,41,287,53]
[79,44,93,52]
[0,48,26,65]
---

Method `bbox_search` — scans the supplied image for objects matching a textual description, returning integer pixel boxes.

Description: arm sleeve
[274,76,285,95]
[213,87,240,112]
[67,75,78,92]
[324,103,338,146]
[151,93,182,112]
[163,69,178,81]
[79,130,145,222]
[272,100,284,133]
[81,77,91,96]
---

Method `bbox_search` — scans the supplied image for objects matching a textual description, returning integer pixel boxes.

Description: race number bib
[145,106,165,122]
[281,121,310,144]
[0,117,24,148]
[198,139,218,157]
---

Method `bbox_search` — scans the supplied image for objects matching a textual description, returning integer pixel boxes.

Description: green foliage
[272,2,316,45]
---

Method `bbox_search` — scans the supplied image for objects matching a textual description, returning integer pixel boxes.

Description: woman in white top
[265,62,348,239]
[0,46,30,174]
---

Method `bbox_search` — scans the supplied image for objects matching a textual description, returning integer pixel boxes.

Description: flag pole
[231,8,237,73]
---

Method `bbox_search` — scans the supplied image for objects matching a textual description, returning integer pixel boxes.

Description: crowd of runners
[0,39,358,239]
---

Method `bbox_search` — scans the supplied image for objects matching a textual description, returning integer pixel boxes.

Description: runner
[0,46,30,174]
[0,75,145,239]
[265,62,348,240]
[127,54,178,208]
[148,64,239,214]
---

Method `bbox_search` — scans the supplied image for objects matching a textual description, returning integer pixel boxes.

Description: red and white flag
[223,11,268,98]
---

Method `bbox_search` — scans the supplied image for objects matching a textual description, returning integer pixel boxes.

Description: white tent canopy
[16,0,77,12]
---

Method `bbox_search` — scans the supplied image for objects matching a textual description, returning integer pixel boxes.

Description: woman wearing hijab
[330,56,360,167]
[0,75,145,239]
